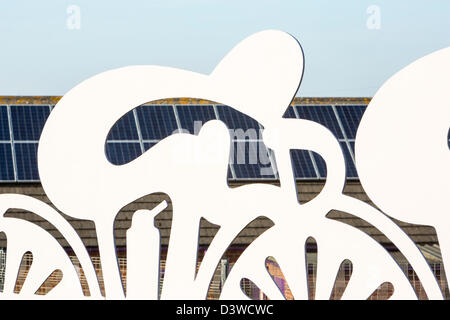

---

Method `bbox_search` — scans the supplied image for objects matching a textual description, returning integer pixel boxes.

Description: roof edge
[0,96,372,105]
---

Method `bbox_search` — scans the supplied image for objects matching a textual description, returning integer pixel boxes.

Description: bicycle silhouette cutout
[0,30,449,299]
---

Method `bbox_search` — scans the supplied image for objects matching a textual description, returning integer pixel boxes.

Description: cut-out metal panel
[143,142,158,152]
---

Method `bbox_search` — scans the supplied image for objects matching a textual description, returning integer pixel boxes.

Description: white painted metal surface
[0,30,446,299]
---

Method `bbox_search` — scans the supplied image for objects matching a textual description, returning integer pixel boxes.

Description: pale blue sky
[0,0,449,96]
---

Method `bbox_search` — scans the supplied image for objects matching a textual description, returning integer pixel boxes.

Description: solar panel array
[284,105,365,179]
[0,105,51,182]
[0,104,368,182]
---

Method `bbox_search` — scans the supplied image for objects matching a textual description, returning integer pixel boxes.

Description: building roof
[0,96,442,264]
[0,96,372,106]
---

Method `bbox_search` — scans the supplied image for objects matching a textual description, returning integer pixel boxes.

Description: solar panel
[290,150,318,178]
[340,141,357,178]
[283,106,297,119]
[0,106,10,141]
[11,105,50,141]
[335,105,366,139]
[14,143,39,181]
[105,142,142,165]
[0,143,15,181]
[232,163,263,179]
[230,141,276,179]
[136,105,179,140]
[175,105,217,135]
[216,105,261,140]
[295,105,344,139]
[106,111,139,141]
[312,152,327,178]
[143,142,157,152]
[227,165,234,179]
[0,103,370,182]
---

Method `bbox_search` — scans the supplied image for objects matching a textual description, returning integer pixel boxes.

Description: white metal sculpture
[0,30,448,299]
